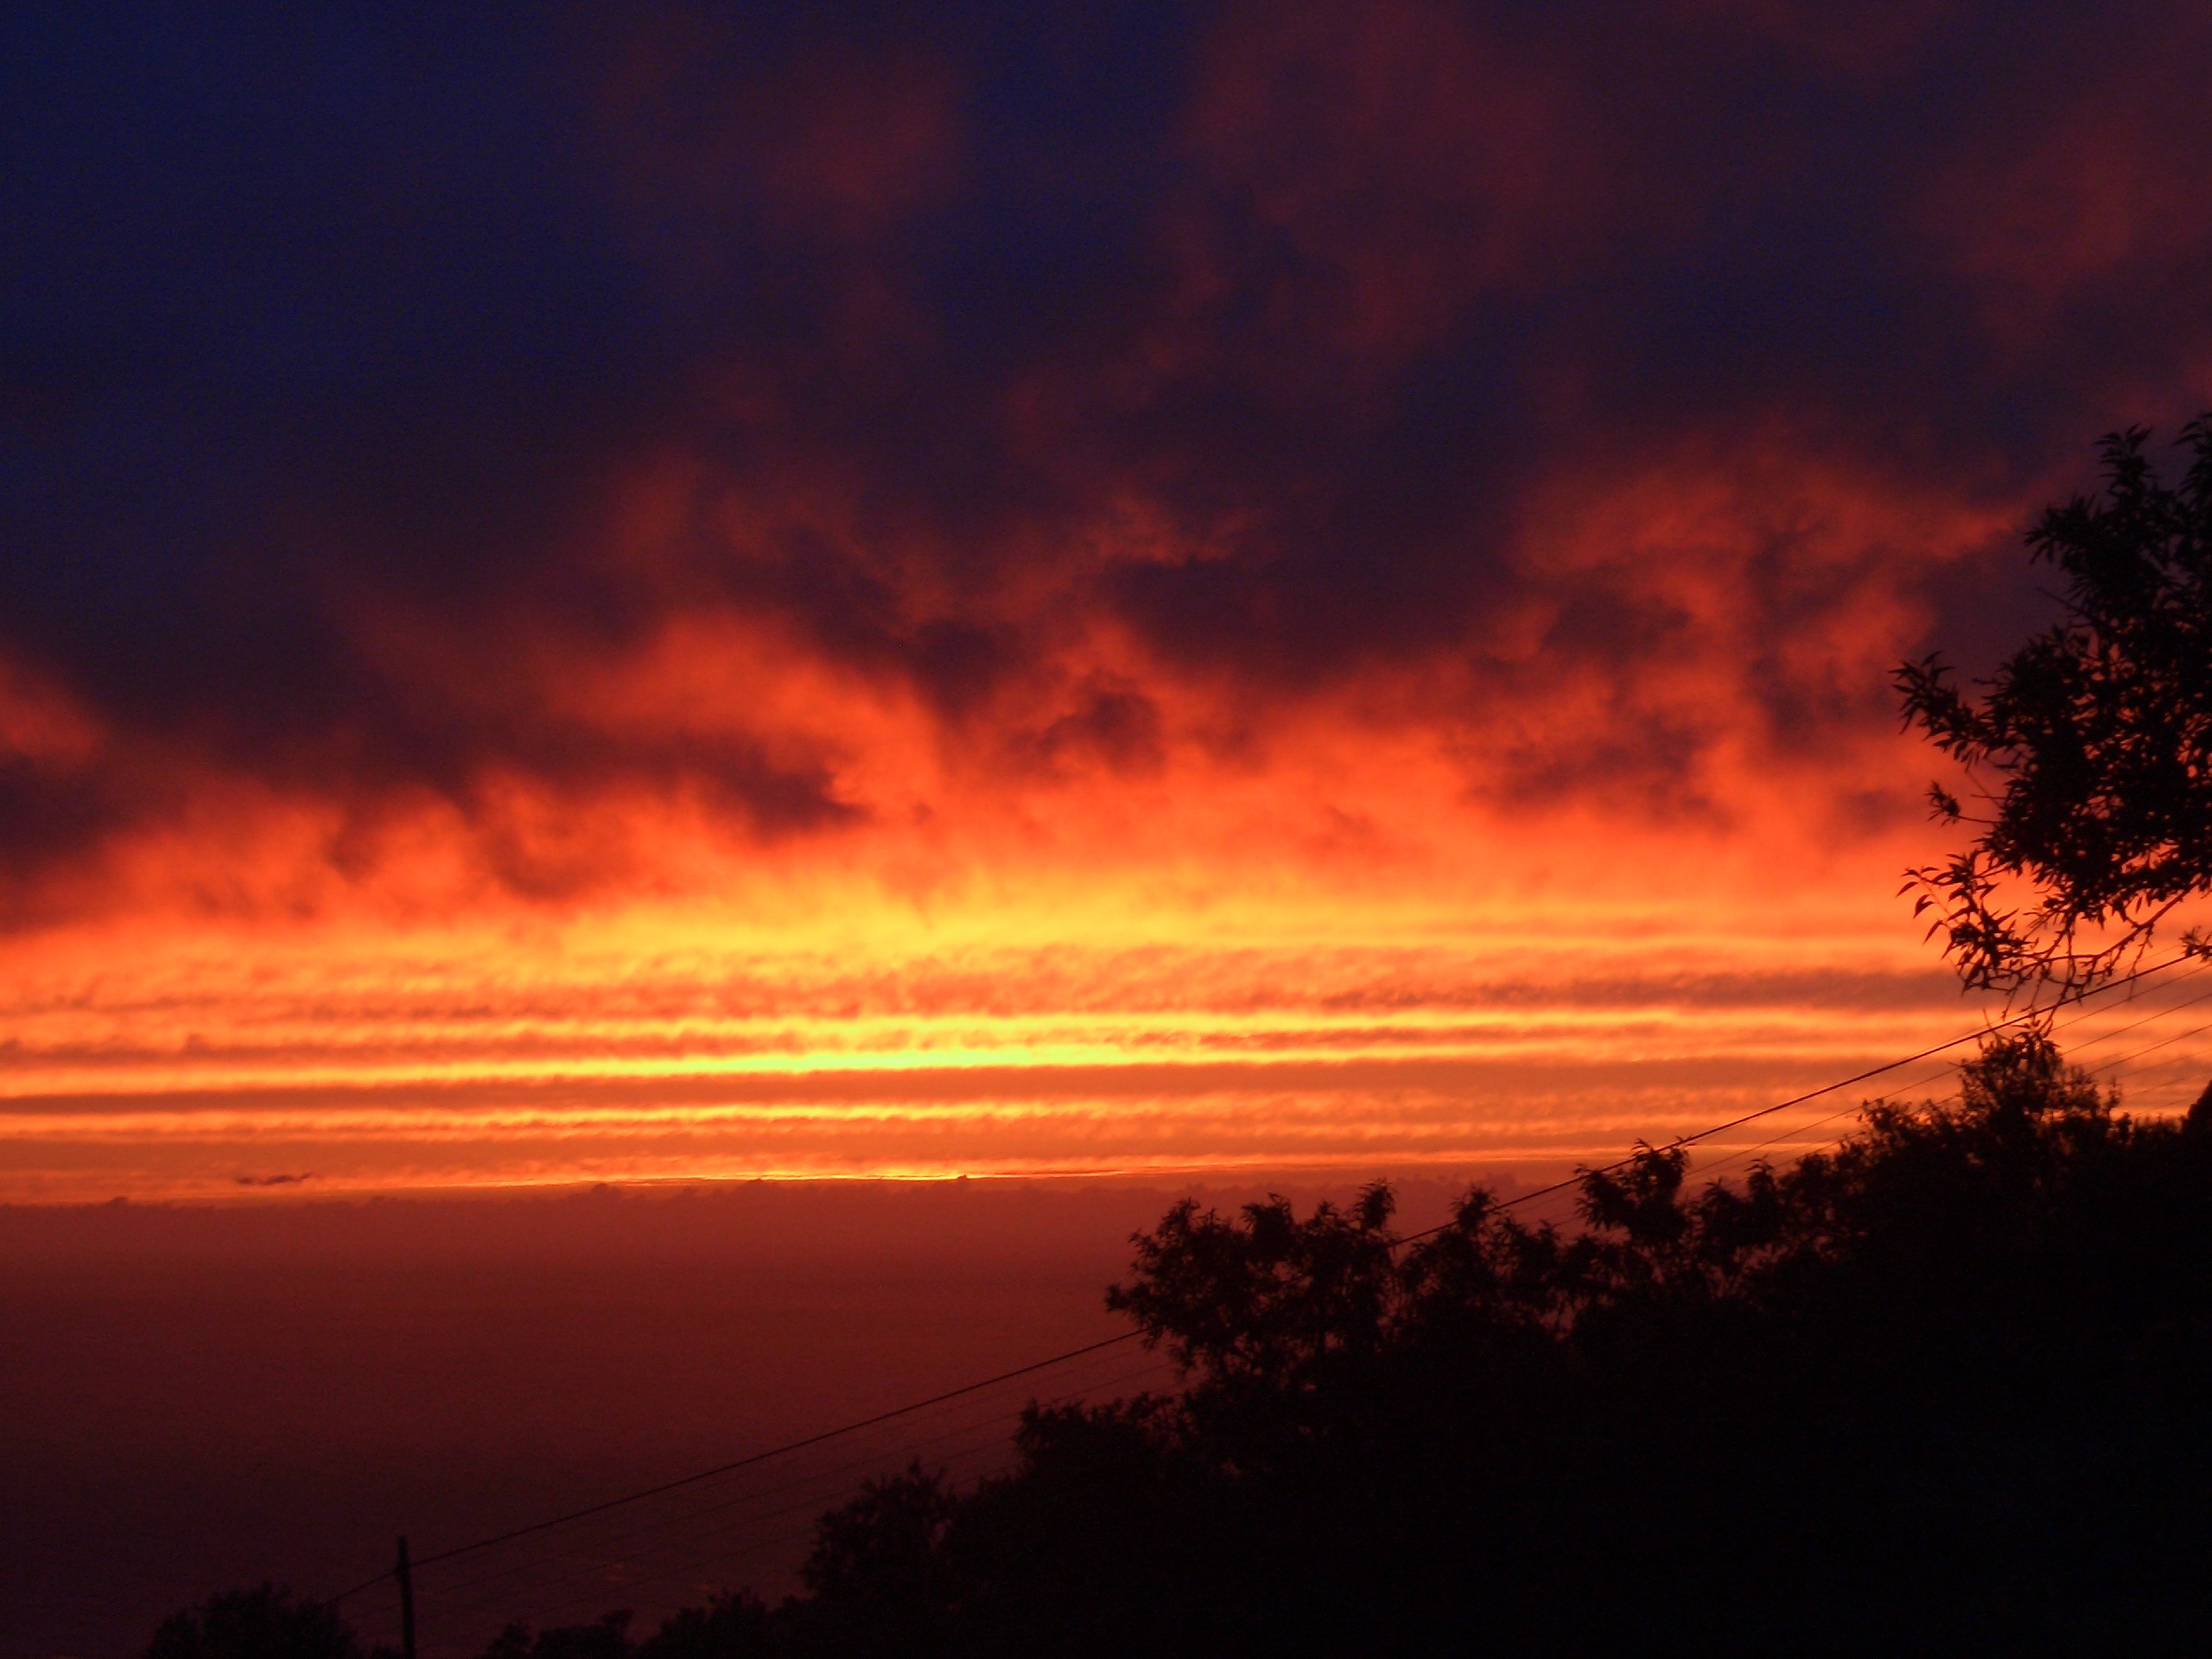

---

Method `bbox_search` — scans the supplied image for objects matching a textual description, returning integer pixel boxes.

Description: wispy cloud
[5,2,2209,1192]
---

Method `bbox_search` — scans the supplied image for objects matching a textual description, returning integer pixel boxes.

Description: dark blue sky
[4,0,2210,905]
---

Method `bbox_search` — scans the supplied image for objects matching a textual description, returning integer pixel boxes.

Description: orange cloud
[13,2,2212,1200]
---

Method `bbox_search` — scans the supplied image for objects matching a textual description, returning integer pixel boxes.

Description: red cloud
[1918,3,2212,354]
[590,12,963,245]
[1163,0,1610,382]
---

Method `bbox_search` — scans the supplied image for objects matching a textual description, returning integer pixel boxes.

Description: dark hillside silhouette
[158,1033,2212,1656]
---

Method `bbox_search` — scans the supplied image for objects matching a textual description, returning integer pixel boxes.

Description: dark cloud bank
[5,0,2211,899]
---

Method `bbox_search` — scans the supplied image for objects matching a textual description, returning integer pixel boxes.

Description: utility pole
[396,1535,416,1659]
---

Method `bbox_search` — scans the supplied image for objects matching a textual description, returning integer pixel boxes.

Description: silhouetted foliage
[144,1585,373,1659]
[632,1593,773,1659]
[1900,416,2212,994]
[156,1038,2212,1655]
[468,1600,775,1659]
[759,1033,2212,1654]
[480,1611,634,1659]
[772,1463,960,1659]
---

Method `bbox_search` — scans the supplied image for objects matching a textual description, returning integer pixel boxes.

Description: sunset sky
[10,0,2212,1201]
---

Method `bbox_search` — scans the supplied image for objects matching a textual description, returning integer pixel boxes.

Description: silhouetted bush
[757,1033,2212,1654]
[145,1585,374,1659]
[154,1037,2212,1656]
[480,1611,636,1659]
[633,1594,772,1659]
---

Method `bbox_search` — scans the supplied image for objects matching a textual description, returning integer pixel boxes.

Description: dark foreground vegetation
[156,1035,2212,1656]
[149,424,2212,1655]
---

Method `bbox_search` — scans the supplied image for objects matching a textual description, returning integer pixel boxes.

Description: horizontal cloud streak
[6,1,2211,1191]
[5,878,2209,1199]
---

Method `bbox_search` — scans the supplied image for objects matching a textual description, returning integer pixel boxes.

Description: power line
[1678,977,2212,1207]
[2052,982,2212,1067]
[1689,1000,2212,1221]
[2089,1014,2212,1079]
[506,1351,1185,1631]
[414,1341,1174,1622]
[1675,960,2212,1191]
[327,1567,397,1606]
[1401,950,2199,1244]
[420,1349,1181,1643]
[474,992,2212,1636]
[334,950,2198,1612]
[414,1333,1141,1574]
[327,1341,1146,1611]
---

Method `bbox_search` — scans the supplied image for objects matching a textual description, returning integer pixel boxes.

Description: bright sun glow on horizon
[10,786,2210,1204]
[9,1,2212,1208]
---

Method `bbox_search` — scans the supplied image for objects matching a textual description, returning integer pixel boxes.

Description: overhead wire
[1681,972,2212,1206]
[2059,979,2212,1060]
[413,1332,1141,1580]
[332,950,2206,1625]
[429,1349,1182,1646]
[1666,957,2212,1197]
[491,980,2212,1640]
[508,1350,1185,1633]
[1395,948,2199,1243]
[327,1335,1151,1618]
[430,1341,1153,1582]
[2088,1014,2212,1080]
[420,982,2212,1648]
[414,1341,1175,1626]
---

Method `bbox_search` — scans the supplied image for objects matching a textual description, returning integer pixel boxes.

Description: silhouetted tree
[1900,416,2212,994]
[479,1611,632,1659]
[773,1463,959,1659]
[632,1594,772,1659]
[762,1030,2212,1653]
[467,1599,774,1659]
[144,1585,368,1659]
[159,1035,2212,1656]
